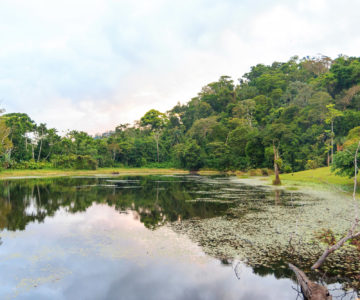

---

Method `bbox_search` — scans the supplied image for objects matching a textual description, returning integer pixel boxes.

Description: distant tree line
[1,55,360,174]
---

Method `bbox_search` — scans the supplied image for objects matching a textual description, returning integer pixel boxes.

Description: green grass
[0,167,185,179]
[2,166,353,193]
[0,167,221,180]
[277,167,355,193]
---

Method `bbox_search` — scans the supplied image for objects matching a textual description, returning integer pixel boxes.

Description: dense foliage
[1,55,360,172]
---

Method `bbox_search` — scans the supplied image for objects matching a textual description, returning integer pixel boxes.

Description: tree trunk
[37,139,43,162]
[327,152,330,167]
[273,143,281,185]
[156,139,159,162]
[31,144,35,160]
[331,121,334,164]
[37,128,44,162]
[154,132,160,163]
[289,264,332,300]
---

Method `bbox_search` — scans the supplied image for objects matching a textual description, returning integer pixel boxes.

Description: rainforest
[2,55,360,174]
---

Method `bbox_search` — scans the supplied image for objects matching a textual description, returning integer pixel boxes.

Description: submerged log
[288,263,332,300]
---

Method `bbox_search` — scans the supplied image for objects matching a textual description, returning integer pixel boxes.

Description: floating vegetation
[1,174,359,296]
[152,180,188,183]
[106,179,140,183]
[114,186,143,189]
[186,198,233,203]
[191,190,224,195]
[221,188,246,192]
[214,194,240,199]
[171,180,360,292]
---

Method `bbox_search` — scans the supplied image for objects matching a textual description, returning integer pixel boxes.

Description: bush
[283,164,293,173]
[144,161,175,168]
[173,140,204,171]
[51,155,98,170]
[248,168,263,176]
[260,168,274,176]
[10,160,52,170]
[96,156,115,168]
[305,159,318,170]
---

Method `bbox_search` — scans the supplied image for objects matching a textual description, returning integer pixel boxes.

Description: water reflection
[0,175,304,231]
[0,176,357,299]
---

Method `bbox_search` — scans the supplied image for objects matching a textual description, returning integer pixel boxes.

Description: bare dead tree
[273,141,281,185]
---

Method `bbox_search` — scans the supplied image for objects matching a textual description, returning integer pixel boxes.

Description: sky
[1,0,360,135]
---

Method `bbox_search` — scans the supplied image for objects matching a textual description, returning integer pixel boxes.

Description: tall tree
[0,110,13,168]
[140,109,168,162]
[325,104,343,164]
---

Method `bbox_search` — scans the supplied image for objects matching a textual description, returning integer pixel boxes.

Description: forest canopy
[1,55,360,173]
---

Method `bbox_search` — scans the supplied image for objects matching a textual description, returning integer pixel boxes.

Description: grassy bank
[0,167,222,180]
[1,166,353,193]
[275,167,355,193]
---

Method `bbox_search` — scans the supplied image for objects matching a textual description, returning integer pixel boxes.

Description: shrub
[10,160,52,170]
[144,161,175,168]
[283,164,293,173]
[305,159,318,170]
[248,168,262,176]
[51,155,98,170]
[261,168,269,176]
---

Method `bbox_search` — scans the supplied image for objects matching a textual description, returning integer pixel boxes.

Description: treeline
[1,55,360,172]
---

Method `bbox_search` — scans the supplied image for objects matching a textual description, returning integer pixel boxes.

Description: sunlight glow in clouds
[0,0,359,134]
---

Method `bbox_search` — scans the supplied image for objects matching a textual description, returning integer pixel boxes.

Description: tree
[199,76,235,113]
[332,127,360,177]
[140,109,168,162]
[282,81,314,107]
[35,123,48,162]
[173,139,203,171]
[272,141,281,185]
[232,99,256,127]
[325,104,343,164]
[107,140,121,162]
[187,116,219,145]
[0,117,13,168]
[3,113,34,161]
[339,84,360,109]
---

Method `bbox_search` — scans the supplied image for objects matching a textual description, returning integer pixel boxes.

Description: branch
[311,140,360,270]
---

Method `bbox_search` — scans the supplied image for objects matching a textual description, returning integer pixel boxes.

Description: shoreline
[0,166,356,195]
[235,167,356,195]
[0,168,221,180]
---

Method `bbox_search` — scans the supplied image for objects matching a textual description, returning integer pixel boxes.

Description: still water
[0,175,357,299]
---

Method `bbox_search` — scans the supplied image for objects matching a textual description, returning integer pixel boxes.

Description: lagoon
[0,175,358,299]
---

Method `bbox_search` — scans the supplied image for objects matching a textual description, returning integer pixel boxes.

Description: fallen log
[288,263,332,300]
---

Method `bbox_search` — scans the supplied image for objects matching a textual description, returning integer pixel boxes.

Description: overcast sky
[1,0,360,134]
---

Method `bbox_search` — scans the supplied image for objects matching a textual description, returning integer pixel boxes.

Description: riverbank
[0,167,352,190]
[235,167,356,195]
[0,168,219,180]
[275,167,355,193]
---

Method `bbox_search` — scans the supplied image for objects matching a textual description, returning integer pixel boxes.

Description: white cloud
[1,0,360,134]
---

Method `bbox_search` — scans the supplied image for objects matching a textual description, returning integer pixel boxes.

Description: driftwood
[289,264,332,300]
